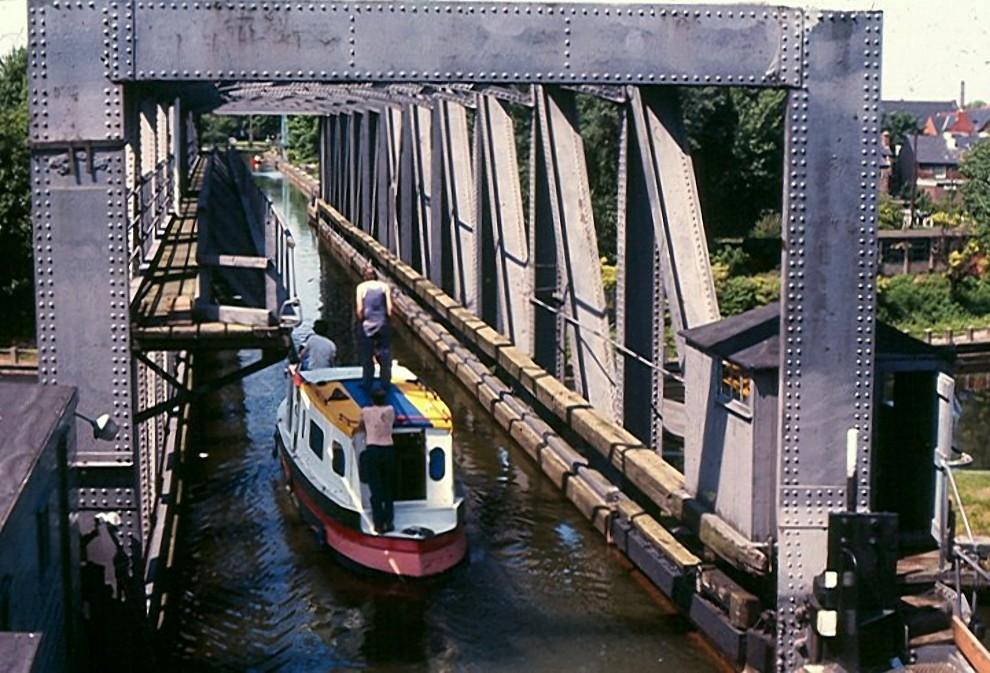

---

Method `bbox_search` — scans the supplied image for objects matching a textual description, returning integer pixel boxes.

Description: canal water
[164,173,720,671]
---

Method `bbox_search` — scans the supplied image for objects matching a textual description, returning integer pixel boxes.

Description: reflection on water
[164,172,718,671]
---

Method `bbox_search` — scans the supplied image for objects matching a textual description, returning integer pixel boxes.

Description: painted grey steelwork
[27,2,881,668]
[0,383,78,672]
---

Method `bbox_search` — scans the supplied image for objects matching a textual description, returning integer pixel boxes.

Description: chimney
[961,80,966,109]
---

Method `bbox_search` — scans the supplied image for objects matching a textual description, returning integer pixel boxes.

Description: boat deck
[299,365,453,437]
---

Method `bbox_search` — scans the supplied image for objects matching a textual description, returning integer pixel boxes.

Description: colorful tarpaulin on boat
[341,381,434,428]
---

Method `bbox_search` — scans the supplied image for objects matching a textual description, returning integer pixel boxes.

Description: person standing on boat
[355,265,393,390]
[358,386,396,534]
[300,318,337,370]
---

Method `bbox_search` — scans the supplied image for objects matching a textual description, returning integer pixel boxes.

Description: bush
[716,271,780,316]
[877,274,962,325]
[710,242,752,276]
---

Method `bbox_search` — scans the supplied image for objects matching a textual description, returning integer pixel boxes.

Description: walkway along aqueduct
[22,2,915,670]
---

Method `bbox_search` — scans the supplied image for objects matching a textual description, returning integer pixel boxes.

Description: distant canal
[163,172,720,671]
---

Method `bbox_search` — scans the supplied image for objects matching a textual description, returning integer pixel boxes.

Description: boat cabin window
[429,447,445,481]
[332,440,345,476]
[309,420,324,460]
[393,431,427,502]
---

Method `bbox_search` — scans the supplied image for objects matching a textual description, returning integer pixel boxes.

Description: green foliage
[874,273,990,335]
[199,114,240,148]
[576,95,620,261]
[710,242,752,275]
[751,211,781,239]
[287,116,319,165]
[681,87,786,239]
[881,110,920,147]
[961,139,990,235]
[0,47,33,340]
[714,270,780,317]
[878,192,903,230]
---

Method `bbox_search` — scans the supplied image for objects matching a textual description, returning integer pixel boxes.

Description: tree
[961,139,990,237]
[881,110,921,147]
[199,113,240,148]
[681,87,787,239]
[286,116,319,165]
[0,46,33,340]
[576,95,620,260]
[878,193,903,230]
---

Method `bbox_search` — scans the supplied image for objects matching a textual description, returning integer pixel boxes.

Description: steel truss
[28,3,882,669]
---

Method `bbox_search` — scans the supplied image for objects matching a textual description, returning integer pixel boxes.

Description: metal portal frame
[29,3,881,669]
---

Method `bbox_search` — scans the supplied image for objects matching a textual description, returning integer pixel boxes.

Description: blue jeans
[357,322,391,390]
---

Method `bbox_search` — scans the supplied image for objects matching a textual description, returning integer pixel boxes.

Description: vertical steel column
[398,105,416,267]
[319,116,329,204]
[775,14,882,669]
[532,86,615,414]
[375,107,402,253]
[398,104,433,273]
[626,87,720,359]
[475,95,532,348]
[615,107,664,448]
[173,97,188,202]
[351,111,364,227]
[348,111,361,223]
[28,0,144,661]
[362,109,379,235]
[430,100,477,309]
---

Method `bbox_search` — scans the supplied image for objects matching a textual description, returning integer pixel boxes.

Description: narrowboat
[275,363,467,577]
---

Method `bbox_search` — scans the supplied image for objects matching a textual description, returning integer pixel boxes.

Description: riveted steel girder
[532,86,615,415]
[430,101,477,308]
[774,14,882,670]
[475,95,532,350]
[375,107,402,253]
[114,3,802,89]
[398,105,432,272]
[626,87,720,358]
[615,108,664,449]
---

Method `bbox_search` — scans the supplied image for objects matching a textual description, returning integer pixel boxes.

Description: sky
[1,0,987,104]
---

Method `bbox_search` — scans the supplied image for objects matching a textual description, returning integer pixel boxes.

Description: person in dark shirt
[300,319,337,370]
[355,265,393,390]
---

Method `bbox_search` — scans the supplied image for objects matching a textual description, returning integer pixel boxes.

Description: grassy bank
[954,470,990,536]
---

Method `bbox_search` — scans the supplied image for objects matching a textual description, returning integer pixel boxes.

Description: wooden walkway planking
[130,157,290,353]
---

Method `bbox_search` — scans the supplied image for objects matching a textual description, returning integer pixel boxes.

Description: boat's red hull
[279,452,467,577]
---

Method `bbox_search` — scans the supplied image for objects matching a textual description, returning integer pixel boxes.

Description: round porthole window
[428,448,445,481]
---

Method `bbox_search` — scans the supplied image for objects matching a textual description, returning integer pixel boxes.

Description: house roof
[883,99,957,126]
[681,301,951,372]
[931,108,990,135]
[906,134,966,166]
[0,383,75,531]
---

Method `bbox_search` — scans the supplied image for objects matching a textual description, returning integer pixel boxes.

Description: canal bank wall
[296,179,773,668]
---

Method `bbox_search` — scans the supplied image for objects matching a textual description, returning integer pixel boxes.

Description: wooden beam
[954,616,990,672]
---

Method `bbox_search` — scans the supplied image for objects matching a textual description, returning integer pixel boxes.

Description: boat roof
[297,364,453,436]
